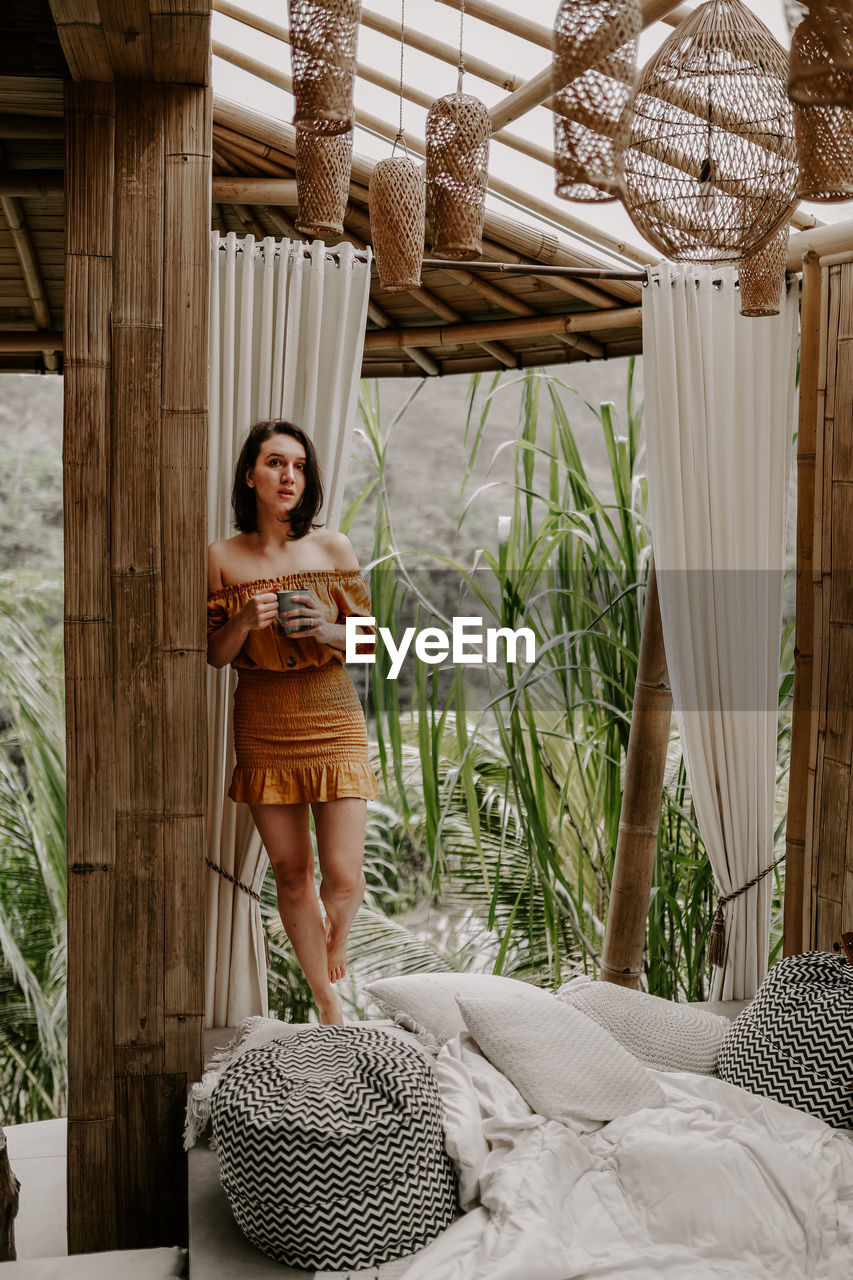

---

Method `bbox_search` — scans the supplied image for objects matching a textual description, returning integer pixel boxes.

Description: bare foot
[318,989,343,1025]
[324,916,348,984]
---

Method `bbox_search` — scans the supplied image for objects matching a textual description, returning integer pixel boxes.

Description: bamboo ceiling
[0,0,836,377]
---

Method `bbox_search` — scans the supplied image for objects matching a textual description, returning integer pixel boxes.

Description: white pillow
[557,977,731,1074]
[363,972,535,1048]
[457,989,665,1124]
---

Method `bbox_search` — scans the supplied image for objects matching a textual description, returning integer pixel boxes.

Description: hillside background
[0,360,640,624]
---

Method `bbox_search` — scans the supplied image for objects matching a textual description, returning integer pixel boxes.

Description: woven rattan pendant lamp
[425,0,490,259]
[789,2,853,107]
[296,130,353,239]
[620,0,798,262]
[795,103,853,199]
[368,0,425,290]
[738,223,789,316]
[288,0,361,135]
[552,0,641,202]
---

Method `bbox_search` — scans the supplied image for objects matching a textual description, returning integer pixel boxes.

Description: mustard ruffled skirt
[229,663,379,805]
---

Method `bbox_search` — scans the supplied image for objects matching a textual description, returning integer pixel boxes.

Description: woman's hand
[236,591,280,631]
[279,591,335,645]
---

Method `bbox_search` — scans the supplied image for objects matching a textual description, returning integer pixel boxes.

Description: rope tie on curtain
[708,853,785,969]
[206,857,269,965]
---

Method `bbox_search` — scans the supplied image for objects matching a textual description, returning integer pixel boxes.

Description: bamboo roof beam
[0,116,65,140]
[212,106,642,307]
[0,170,63,198]
[213,0,523,93]
[362,333,642,378]
[788,219,853,267]
[210,54,654,268]
[0,331,63,352]
[213,35,559,182]
[342,204,604,359]
[1,196,58,369]
[248,198,441,376]
[363,305,642,353]
[435,0,685,132]
[0,146,58,370]
[212,176,298,202]
[210,137,605,355]
[49,0,210,83]
[213,135,516,371]
[437,0,692,49]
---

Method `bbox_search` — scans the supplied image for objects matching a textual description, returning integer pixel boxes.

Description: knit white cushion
[364,972,533,1048]
[556,977,731,1074]
[457,989,665,1124]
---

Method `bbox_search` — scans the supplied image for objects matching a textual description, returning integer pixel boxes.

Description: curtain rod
[424,259,647,280]
[424,260,798,287]
[215,240,371,261]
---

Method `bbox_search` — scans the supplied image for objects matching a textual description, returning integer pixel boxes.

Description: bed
[187,971,853,1280]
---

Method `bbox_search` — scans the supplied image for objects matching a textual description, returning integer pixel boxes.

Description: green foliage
[345,365,790,1001]
[0,583,67,1120]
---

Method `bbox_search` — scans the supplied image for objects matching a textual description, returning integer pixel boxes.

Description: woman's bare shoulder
[311,527,359,570]
[208,535,248,591]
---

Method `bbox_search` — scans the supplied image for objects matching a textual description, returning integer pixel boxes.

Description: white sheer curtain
[643,261,798,1000]
[206,233,372,1027]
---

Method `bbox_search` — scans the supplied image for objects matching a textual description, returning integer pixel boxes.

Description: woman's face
[248,433,307,519]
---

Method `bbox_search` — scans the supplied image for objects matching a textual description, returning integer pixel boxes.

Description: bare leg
[312,798,367,984]
[249,802,342,1025]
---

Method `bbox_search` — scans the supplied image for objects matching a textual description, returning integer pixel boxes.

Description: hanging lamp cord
[395,0,406,148]
[457,0,466,97]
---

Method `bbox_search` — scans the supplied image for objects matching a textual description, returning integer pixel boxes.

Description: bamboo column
[601,562,672,987]
[803,255,853,949]
[784,252,820,956]
[0,1130,19,1261]
[65,79,209,1254]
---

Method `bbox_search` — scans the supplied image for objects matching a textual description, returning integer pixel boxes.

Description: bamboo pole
[784,251,820,957]
[0,1131,18,1262]
[362,332,642,377]
[214,0,523,93]
[211,175,298,202]
[362,306,642,351]
[0,115,65,139]
[64,78,118,1255]
[341,202,606,357]
[0,169,63,197]
[803,256,853,949]
[482,0,688,133]
[788,220,853,268]
[0,330,63,352]
[600,562,672,988]
[437,0,690,46]
[160,83,209,1087]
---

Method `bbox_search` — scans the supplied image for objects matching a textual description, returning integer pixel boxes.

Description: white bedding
[402,1032,853,1280]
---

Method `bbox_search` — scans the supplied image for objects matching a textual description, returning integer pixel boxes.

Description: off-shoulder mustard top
[206,569,373,672]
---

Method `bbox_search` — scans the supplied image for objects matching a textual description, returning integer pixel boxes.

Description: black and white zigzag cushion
[715,951,853,1128]
[210,1025,457,1270]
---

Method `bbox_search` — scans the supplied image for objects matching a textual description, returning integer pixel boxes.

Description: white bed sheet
[402,1032,853,1280]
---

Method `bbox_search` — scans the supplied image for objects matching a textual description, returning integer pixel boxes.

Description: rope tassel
[707,852,786,971]
[708,898,728,968]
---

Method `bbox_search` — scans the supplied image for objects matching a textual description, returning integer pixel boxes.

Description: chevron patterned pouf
[210,1025,457,1269]
[716,951,853,1129]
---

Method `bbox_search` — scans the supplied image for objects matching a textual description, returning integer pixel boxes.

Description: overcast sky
[212,0,848,266]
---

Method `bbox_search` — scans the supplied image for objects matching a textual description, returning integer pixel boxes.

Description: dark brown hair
[232,421,324,539]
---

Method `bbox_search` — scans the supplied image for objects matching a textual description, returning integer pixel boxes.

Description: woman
[206,419,378,1026]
